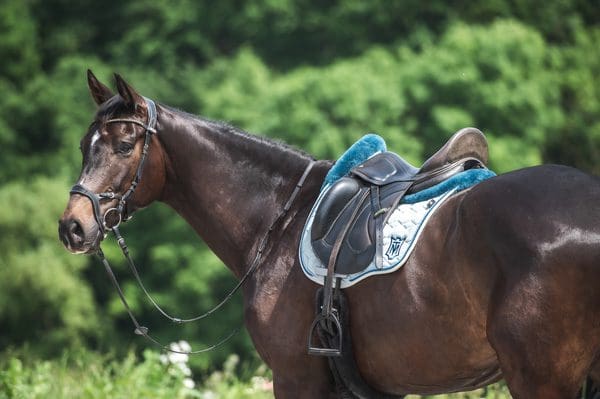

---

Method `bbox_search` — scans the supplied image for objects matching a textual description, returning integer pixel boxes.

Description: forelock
[95,96,128,121]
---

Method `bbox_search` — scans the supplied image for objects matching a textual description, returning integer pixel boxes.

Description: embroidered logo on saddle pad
[385,236,405,259]
[299,188,457,288]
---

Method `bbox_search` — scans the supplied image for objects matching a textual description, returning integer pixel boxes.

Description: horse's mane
[161,104,315,162]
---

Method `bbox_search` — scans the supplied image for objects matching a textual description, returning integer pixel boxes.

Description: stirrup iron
[307,310,343,357]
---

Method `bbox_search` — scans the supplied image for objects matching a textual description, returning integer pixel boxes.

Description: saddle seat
[310,127,488,275]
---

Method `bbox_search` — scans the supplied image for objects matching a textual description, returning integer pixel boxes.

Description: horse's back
[467,164,600,231]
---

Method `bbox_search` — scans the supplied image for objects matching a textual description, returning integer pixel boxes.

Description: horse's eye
[118,142,134,155]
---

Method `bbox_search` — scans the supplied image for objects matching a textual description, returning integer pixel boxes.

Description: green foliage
[543,23,600,174]
[198,354,273,398]
[0,177,102,352]
[185,20,575,172]
[0,349,195,399]
[0,0,40,86]
[22,0,599,70]
[394,20,557,172]
[0,349,274,399]
[1,348,512,398]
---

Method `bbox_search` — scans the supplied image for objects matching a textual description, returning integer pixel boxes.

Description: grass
[0,349,273,399]
[406,384,511,399]
[0,348,512,398]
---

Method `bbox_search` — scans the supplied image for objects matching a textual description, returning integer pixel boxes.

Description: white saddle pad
[299,187,457,288]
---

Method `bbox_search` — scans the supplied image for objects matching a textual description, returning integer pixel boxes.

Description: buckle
[103,207,122,230]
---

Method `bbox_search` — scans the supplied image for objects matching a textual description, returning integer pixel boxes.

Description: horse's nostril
[68,220,84,240]
[59,218,85,249]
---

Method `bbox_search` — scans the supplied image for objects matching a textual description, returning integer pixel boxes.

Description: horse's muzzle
[58,216,99,254]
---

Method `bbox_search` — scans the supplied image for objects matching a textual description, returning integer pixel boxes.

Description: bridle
[70,97,158,235]
[69,97,316,354]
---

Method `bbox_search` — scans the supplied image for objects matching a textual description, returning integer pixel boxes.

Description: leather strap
[370,185,385,269]
[70,184,104,230]
[322,188,370,317]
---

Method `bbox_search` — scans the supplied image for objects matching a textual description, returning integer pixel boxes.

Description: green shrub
[0,350,192,399]
[0,347,516,398]
[0,349,274,399]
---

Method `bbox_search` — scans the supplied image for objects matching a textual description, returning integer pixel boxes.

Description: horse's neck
[156,106,314,277]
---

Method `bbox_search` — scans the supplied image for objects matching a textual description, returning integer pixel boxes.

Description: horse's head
[58,70,166,254]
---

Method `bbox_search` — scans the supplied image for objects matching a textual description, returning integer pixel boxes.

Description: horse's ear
[87,69,114,106]
[114,73,144,110]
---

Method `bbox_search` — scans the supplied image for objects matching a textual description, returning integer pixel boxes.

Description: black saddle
[310,127,488,275]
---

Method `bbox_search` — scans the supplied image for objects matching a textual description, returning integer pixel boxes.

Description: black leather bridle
[70,97,158,235]
[68,97,316,354]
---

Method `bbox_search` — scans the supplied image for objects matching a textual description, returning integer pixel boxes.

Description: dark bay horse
[59,71,600,398]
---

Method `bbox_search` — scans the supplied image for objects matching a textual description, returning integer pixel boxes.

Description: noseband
[70,97,158,235]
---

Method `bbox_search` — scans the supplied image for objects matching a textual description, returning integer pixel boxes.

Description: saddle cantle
[411,127,489,193]
[310,127,489,275]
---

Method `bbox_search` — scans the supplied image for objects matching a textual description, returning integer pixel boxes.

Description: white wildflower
[178,340,192,353]
[160,341,196,392]
[167,342,189,365]
[178,363,192,376]
[183,377,195,389]
[200,392,216,399]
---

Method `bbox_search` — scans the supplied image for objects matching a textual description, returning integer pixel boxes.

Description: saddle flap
[351,152,418,186]
[311,177,363,242]
[310,175,413,275]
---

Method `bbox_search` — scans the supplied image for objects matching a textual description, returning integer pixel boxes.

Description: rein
[70,98,316,354]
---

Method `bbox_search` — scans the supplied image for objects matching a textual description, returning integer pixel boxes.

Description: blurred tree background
[0,0,599,396]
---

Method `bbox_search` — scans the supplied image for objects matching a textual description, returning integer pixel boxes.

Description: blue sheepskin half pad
[321,133,495,201]
[322,134,386,189]
[401,168,496,204]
